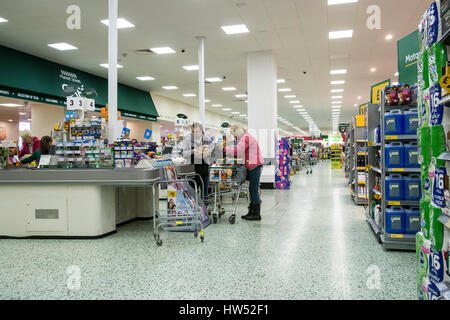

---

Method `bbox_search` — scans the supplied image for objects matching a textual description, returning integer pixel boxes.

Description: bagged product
[428,43,447,85]
[431,125,447,161]
[427,162,436,202]
[430,206,444,251]
[420,199,431,239]
[418,126,432,165]
[427,0,442,48]
[423,51,430,90]
[423,89,432,126]
[429,247,445,285]
[419,13,428,52]
[432,166,447,208]
[430,85,444,126]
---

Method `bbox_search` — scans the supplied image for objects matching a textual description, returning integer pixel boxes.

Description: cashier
[181,122,213,198]
[20,136,53,165]
[18,130,40,158]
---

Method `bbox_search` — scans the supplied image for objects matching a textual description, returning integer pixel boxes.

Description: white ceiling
[0,0,432,135]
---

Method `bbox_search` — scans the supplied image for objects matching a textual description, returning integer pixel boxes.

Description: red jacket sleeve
[18,141,28,158]
[33,137,41,152]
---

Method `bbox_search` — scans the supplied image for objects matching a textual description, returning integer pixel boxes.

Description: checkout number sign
[67,97,95,111]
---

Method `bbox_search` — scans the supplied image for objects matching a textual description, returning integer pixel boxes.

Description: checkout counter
[0,164,196,238]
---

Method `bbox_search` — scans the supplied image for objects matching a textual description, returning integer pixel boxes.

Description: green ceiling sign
[397,30,420,86]
[0,45,158,121]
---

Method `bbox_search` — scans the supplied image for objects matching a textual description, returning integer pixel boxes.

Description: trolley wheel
[310,170,313,174]
[194,231,198,238]
[229,215,236,224]
[200,236,204,243]
[213,216,218,224]
[156,239,163,246]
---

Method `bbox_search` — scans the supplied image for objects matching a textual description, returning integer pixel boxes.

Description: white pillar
[197,36,206,127]
[247,51,278,186]
[108,0,119,142]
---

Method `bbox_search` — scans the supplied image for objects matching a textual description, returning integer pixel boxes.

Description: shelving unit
[330,144,342,169]
[378,92,418,251]
[349,115,368,205]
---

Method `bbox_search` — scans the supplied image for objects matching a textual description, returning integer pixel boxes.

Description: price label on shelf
[388,201,401,206]
[390,234,404,239]
[374,193,382,200]
[385,136,398,140]
[367,141,375,146]
[366,165,373,171]
[392,168,405,172]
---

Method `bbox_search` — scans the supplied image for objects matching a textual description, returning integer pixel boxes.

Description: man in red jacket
[18,130,40,159]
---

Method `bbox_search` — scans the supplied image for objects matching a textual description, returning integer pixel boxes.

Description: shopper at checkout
[20,136,53,166]
[181,122,213,199]
[223,125,264,221]
[18,130,40,158]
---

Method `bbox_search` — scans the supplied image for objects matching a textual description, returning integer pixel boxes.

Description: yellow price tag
[390,234,404,239]
[168,191,177,197]
[176,221,183,225]
[392,168,405,172]
[439,75,450,93]
[385,136,398,140]
[366,165,373,171]
[374,193,382,200]
[368,141,374,146]
[388,201,401,206]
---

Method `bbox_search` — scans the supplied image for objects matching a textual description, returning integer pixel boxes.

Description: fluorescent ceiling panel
[221,24,249,35]
[331,80,345,85]
[136,76,154,81]
[329,30,353,39]
[101,18,135,29]
[222,87,236,91]
[100,63,123,68]
[328,0,357,5]
[206,77,222,82]
[48,43,78,51]
[183,93,196,97]
[162,86,178,90]
[0,17,8,23]
[183,65,199,71]
[330,69,347,74]
[150,47,176,54]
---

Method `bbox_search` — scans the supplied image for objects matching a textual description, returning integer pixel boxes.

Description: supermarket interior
[0,0,449,301]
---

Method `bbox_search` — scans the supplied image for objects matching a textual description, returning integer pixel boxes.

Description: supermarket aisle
[0,162,416,300]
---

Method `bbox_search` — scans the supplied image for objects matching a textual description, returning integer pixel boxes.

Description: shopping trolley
[208,164,248,224]
[299,151,312,174]
[152,178,205,246]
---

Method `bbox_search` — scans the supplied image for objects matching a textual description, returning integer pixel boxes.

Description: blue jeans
[248,165,262,205]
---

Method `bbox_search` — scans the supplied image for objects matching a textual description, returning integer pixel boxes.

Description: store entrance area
[0,162,415,300]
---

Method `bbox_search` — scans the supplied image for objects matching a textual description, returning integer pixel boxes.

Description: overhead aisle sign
[397,30,420,86]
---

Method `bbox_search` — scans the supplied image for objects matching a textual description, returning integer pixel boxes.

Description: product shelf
[385,135,417,141]
[385,168,421,173]
[366,209,381,242]
[438,94,450,106]
[437,152,450,161]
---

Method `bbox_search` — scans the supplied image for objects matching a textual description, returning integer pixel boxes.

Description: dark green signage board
[0,45,158,121]
[397,30,420,86]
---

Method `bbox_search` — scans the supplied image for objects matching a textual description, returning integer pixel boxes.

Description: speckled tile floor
[0,161,416,300]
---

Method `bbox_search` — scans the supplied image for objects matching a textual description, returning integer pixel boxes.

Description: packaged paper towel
[429,247,445,285]
[430,85,444,126]
[419,13,428,52]
[427,0,442,48]
[431,206,444,251]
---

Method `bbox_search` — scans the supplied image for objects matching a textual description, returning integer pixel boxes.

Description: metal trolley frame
[152,178,205,246]
[208,165,248,225]
[299,151,312,174]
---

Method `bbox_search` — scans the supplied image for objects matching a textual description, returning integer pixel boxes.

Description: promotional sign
[121,128,131,139]
[432,167,446,208]
[430,84,443,126]
[359,103,368,115]
[371,80,391,104]
[397,30,420,86]
[144,129,153,140]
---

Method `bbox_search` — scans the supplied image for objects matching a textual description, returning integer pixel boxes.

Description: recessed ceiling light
[19,112,26,115]
[101,18,135,29]
[150,47,176,54]
[183,93,196,97]
[332,96,343,99]
[0,103,22,107]
[331,89,344,93]
[293,105,304,108]
[183,65,199,71]
[278,88,291,92]
[221,24,249,35]
[357,96,362,100]
[370,67,376,72]
[385,34,393,40]
[0,17,8,23]
[328,0,357,5]
[212,104,222,107]
[8,119,13,122]
[354,104,358,107]
[332,101,342,104]
[222,87,236,91]
[136,76,154,81]
[162,86,178,90]
[100,63,123,69]
[222,108,232,111]
[329,30,353,39]
[48,43,78,51]
[235,94,247,98]
[331,80,345,85]
[206,77,222,82]
[277,79,286,83]
[330,69,347,74]
[289,101,300,104]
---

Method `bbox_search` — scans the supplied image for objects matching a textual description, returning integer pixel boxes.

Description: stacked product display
[276,137,291,190]
[55,140,114,169]
[416,0,450,300]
